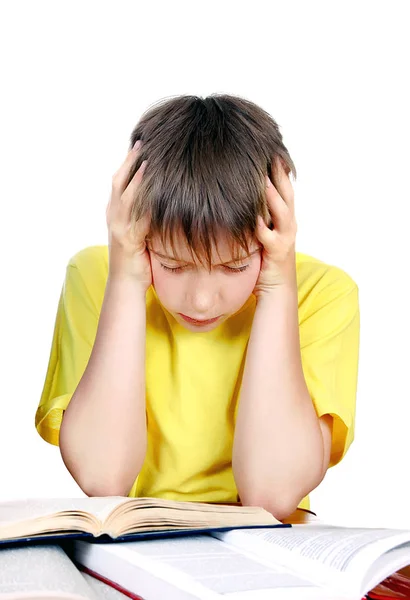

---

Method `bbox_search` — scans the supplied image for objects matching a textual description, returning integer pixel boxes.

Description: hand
[106,141,152,290]
[253,156,298,296]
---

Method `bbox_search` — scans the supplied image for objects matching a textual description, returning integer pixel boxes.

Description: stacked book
[1,496,410,600]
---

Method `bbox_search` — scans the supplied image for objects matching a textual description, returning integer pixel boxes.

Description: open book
[0,544,130,600]
[69,524,410,600]
[0,497,281,545]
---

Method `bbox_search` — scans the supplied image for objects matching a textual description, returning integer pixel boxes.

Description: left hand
[253,156,298,296]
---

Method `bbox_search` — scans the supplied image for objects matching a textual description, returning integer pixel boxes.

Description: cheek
[246,255,262,287]
[243,267,260,292]
[151,264,176,299]
[228,262,261,302]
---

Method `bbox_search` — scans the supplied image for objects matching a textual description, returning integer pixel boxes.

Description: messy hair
[127,94,297,268]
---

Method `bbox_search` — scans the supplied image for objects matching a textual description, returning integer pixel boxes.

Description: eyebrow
[148,248,260,266]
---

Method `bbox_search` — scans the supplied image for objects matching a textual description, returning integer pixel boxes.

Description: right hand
[106,142,152,290]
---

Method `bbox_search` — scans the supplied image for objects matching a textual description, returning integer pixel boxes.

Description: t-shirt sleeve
[299,271,360,467]
[35,263,100,446]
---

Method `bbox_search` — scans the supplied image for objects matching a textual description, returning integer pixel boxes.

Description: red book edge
[78,564,145,600]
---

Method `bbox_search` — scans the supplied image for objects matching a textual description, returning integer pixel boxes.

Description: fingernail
[265,175,271,187]
[133,140,142,151]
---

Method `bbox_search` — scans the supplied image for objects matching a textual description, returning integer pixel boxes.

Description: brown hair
[127,94,297,268]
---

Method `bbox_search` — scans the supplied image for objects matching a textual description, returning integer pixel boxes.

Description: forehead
[149,231,259,263]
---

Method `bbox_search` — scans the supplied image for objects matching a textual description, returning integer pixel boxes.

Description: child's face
[147,232,262,331]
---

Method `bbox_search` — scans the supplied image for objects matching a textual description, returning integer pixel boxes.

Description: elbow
[67,465,137,498]
[59,442,140,498]
[81,479,133,498]
[65,459,139,497]
[59,421,145,498]
[239,490,300,522]
[239,466,325,521]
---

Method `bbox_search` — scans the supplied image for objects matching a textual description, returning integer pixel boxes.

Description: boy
[35,94,360,521]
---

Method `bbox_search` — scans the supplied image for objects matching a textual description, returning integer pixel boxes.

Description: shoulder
[64,245,109,311]
[67,244,109,274]
[296,250,358,298]
[295,251,359,336]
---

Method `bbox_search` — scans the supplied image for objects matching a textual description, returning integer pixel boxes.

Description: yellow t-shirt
[35,245,360,510]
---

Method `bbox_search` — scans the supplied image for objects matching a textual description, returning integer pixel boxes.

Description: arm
[232,159,345,521]
[232,281,332,521]
[60,145,152,497]
[59,273,148,498]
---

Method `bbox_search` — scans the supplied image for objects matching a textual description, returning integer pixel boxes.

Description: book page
[0,497,278,541]
[0,497,132,541]
[0,544,96,599]
[362,543,410,594]
[75,535,349,599]
[107,498,278,536]
[0,497,129,525]
[214,525,410,597]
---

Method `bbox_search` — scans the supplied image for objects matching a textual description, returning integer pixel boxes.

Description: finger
[114,160,148,231]
[121,160,148,207]
[271,156,295,210]
[108,159,147,229]
[265,176,290,232]
[255,215,277,248]
[111,140,142,196]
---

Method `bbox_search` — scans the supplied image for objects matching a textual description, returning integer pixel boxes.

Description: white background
[0,1,408,529]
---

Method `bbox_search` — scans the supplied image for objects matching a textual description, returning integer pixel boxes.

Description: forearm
[59,276,148,497]
[233,283,325,519]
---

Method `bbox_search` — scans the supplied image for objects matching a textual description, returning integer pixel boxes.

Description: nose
[186,270,219,316]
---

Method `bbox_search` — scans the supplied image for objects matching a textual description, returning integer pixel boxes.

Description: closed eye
[160,264,185,273]
[224,265,249,273]
[159,264,249,273]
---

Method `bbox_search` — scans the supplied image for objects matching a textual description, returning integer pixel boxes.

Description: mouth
[178,313,221,326]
